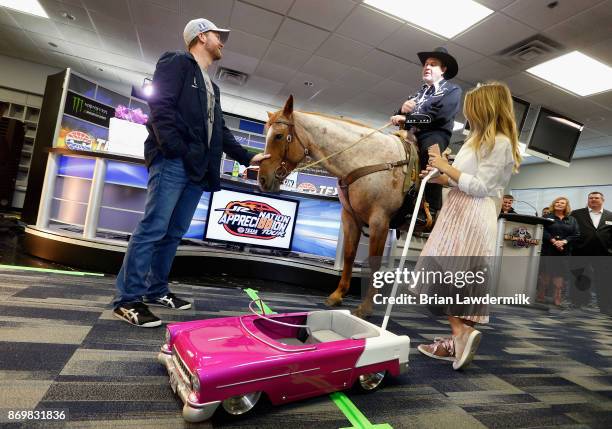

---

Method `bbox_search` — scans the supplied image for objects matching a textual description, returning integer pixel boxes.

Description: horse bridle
[269,120,309,181]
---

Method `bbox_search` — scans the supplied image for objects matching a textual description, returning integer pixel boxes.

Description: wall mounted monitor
[525,106,583,167]
[512,96,530,134]
[204,188,299,251]
[462,95,530,135]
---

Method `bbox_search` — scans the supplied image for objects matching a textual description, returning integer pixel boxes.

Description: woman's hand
[419,165,447,184]
[427,146,450,173]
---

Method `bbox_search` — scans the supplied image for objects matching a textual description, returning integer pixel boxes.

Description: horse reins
[269,119,394,181]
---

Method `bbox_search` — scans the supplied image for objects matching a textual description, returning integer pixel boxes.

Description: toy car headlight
[164,328,171,345]
[191,372,201,391]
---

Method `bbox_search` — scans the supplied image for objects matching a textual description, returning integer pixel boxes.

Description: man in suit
[571,192,612,315]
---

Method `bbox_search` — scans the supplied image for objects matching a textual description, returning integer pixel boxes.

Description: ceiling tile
[355,49,413,79]
[181,0,234,27]
[142,0,180,12]
[336,4,402,47]
[543,0,612,50]
[0,24,44,60]
[81,0,131,23]
[39,0,95,31]
[583,36,612,66]
[0,8,16,27]
[217,49,261,75]
[289,0,356,31]
[242,0,294,14]
[440,42,484,69]
[476,0,515,10]
[315,34,372,67]
[224,29,270,59]
[335,67,382,91]
[101,35,143,60]
[89,10,137,41]
[502,72,547,96]
[230,1,283,39]
[454,13,537,55]
[241,75,284,103]
[263,41,310,69]
[25,31,75,56]
[369,79,415,103]
[502,0,603,31]
[300,56,350,82]
[337,91,393,115]
[459,57,516,84]
[378,24,445,62]
[309,84,359,108]
[274,18,330,52]
[131,0,183,32]
[253,61,297,83]
[55,22,102,48]
[138,28,183,63]
[285,72,330,100]
[588,90,612,110]
[6,9,62,38]
[522,86,580,111]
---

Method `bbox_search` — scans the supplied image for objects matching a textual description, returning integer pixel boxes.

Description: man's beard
[207,44,222,60]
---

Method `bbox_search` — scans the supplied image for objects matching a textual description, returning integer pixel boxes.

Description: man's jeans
[113,155,204,308]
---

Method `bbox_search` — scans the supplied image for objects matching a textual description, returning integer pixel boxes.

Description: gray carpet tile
[0,269,610,428]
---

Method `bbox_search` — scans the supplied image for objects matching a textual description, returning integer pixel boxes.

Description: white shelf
[1,91,41,208]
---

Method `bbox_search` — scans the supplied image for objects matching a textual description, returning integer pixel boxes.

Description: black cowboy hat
[417,47,458,80]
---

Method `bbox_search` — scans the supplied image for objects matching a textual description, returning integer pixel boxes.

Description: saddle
[388,130,434,232]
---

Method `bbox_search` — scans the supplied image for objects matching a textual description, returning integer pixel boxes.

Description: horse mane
[302,111,374,130]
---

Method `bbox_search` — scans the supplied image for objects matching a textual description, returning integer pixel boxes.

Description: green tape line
[242,288,392,429]
[0,264,104,277]
[243,288,276,314]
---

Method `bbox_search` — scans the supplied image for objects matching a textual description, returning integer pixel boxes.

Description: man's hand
[390,115,406,127]
[400,99,417,114]
[250,153,270,165]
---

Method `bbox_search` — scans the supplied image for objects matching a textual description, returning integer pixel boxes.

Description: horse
[257,95,421,318]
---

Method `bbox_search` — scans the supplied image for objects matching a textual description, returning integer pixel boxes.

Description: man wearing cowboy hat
[391,47,461,214]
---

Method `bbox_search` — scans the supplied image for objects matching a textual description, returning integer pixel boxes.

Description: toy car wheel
[356,371,386,391]
[221,391,262,415]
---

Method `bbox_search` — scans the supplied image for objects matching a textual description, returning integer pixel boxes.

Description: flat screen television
[525,106,583,167]
[204,188,299,251]
[462,96,530,134]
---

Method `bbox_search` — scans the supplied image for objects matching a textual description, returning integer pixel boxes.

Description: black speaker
[0,118,25,208]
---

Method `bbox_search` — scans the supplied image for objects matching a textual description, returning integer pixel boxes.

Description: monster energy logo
[72,96,84,113]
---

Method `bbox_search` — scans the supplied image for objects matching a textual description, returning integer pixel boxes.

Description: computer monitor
[525,106,583,167]
[462,95,530,135]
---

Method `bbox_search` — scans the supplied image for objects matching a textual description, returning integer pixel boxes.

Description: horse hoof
[324,296,342,307]
[351,306,372,319]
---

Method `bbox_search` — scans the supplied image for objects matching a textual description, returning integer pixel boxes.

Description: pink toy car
[158,300,410,422]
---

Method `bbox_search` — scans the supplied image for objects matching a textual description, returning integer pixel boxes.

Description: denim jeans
[113,155,204,308]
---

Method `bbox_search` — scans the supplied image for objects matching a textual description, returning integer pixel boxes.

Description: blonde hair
[548,197,571,216]
[463,81,522,172]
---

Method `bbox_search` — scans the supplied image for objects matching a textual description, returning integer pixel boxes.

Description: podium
[492,213,554,304]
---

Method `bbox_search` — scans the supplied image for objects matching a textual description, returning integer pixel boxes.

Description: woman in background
[415,82,522,370]
[539,197,580,306]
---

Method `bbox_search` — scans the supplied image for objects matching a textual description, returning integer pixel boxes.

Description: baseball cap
[183,18,230,46]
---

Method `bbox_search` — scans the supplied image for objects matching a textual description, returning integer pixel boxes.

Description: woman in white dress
[416,82,522,370]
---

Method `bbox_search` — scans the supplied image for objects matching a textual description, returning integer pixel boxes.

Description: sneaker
[113,302,162,328]
[145,293,192,310]
[452,328,482,370]
[417,337,455,362]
